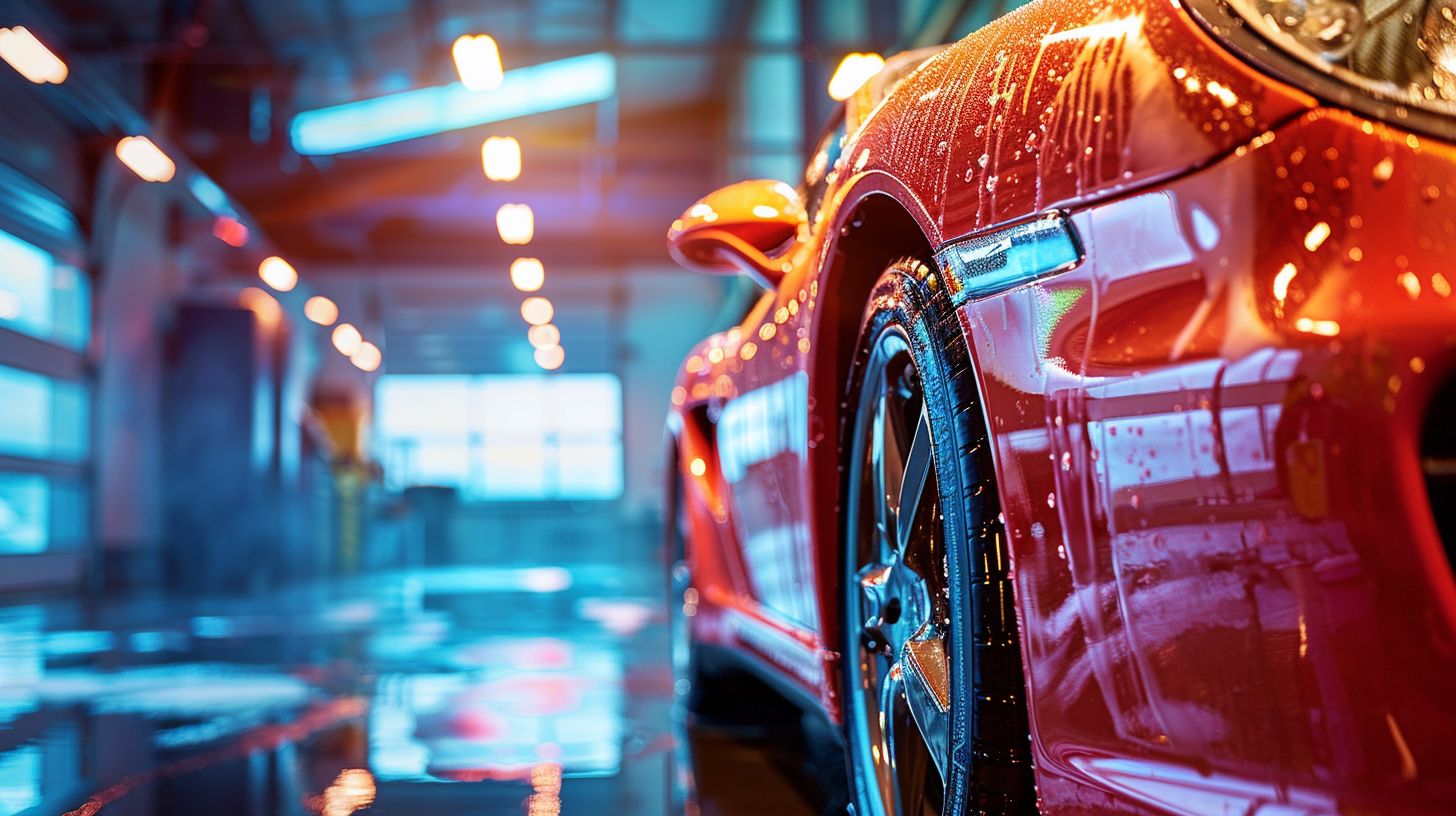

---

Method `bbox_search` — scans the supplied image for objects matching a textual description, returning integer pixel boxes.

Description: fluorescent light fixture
[828,52,884,101]
[527,323,560,349]
[291,52,616,155]
[482,136,521,181]
[0,27,67,84]
[534,344,564,371]
[238,287,281,329]
[510,257,545,291]
[258,256,298,292]
[351,341,382,372]
[497,203,534,245]
[116,136,176,183]
[520,296,553,326]
[452,34,503,91]
[304,296,338,326]
[332,323,362,356]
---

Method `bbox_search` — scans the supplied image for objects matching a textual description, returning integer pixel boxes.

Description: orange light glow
[510,257,545,291]
[482,136,522,181]
[332,323,362,355]
[115,136,176,183]
[1273,262,1297,303]
[0,27,67,84]
[258,256,298,292]
[351,341,382,372]
[212,216,249,247]
[527,323,560,348]
[520,296,554,325]
[238,287,282,329]
[497,203,534,245]
[689,457,706,477]
[452,34,503,91]
[304,296,339,326]
[320,768,375,816]
[534,344,564,370]
[827,52,884,101]
[1294,317,1341,337]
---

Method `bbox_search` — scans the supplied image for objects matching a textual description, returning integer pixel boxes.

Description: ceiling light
[452,34,503,91]
[0,27,67,84]
[332,323,362,356]
[520,296,553,326]
[497,203,534,245]
[212,216,249,247]
[482,136,521,181]
[258,256,298,292]
[351,341,382,372]
[527,323,560,348]
[827,52,885,101]
[534,344,564,371]
[115,136,175,183]
[510,257,545,291]
[304,296,338,326]
[290,52,616,155]
[238,287,281,329]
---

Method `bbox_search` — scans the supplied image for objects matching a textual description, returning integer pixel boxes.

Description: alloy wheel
[846,329,953,816]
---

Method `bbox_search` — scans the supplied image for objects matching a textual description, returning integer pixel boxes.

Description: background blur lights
[482,136,522,181]
[534,344,564,371]
[497,203,534,245]
[115,136,176,183]
[510,257,545,291]
[304,296,339,326]
[0,27,68,84]
[238,287,282,329]
[332,323,362,356]
[527,323,560,348]
[258,256,298,292]
[211,216,249,247]
[452,34,503,90]
[827,52,885,100]
[351,341,382,372]
[520,296,554,325]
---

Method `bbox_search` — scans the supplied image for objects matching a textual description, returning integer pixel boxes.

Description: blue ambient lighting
[291,52,617,155]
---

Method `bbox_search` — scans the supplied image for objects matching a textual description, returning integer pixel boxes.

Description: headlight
[1191,0,1456,128]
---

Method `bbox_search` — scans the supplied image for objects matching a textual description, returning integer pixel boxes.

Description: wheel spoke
[896,405,933,553]
[900,624,951,787]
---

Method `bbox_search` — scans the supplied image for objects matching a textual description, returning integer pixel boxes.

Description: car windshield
[1224,0,1456,114]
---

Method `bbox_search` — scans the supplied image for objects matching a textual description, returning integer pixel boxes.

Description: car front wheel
[842,259,1036,815]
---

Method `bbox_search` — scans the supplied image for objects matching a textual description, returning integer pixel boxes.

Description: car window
[802,115,847,226]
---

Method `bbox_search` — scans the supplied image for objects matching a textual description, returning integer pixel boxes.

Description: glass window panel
[0,230,89,351]
[481,442,548,498]
[0,472,82,555]
[377,373,623,500]
[376,376,472,436]
[555,441,624,499]
[0,365,88,462]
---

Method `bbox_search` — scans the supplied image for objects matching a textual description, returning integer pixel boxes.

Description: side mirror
[667,180,805,289]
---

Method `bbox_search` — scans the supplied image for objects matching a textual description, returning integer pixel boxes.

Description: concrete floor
[0,554,838,815]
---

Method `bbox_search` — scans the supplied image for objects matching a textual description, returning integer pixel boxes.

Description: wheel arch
[804,175,941,717]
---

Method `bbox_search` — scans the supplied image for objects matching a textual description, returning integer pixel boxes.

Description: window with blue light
[0,472,85,555]
[0,229,89,351]
[376,374,624,501]
[0,365,88,463]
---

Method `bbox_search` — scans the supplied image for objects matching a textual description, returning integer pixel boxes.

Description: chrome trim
[935,211,1083,306]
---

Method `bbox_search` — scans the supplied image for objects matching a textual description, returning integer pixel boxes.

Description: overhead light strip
[290,52,617,155]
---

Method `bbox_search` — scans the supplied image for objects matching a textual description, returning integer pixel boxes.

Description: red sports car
[664,0,1456,812]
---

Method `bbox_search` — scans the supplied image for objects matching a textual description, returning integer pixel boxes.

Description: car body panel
[667,0,1456,811]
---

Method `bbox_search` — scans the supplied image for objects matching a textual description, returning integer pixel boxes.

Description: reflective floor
[0,550,835,815]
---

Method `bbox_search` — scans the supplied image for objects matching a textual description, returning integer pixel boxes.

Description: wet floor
[0,551,835,815]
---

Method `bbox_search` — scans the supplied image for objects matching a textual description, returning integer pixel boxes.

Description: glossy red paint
[666,0,1456,811]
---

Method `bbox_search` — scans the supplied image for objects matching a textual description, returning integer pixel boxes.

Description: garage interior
[0,1,1033,814]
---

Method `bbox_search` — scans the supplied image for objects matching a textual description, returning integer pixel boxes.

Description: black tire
[841,259,1036,815]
